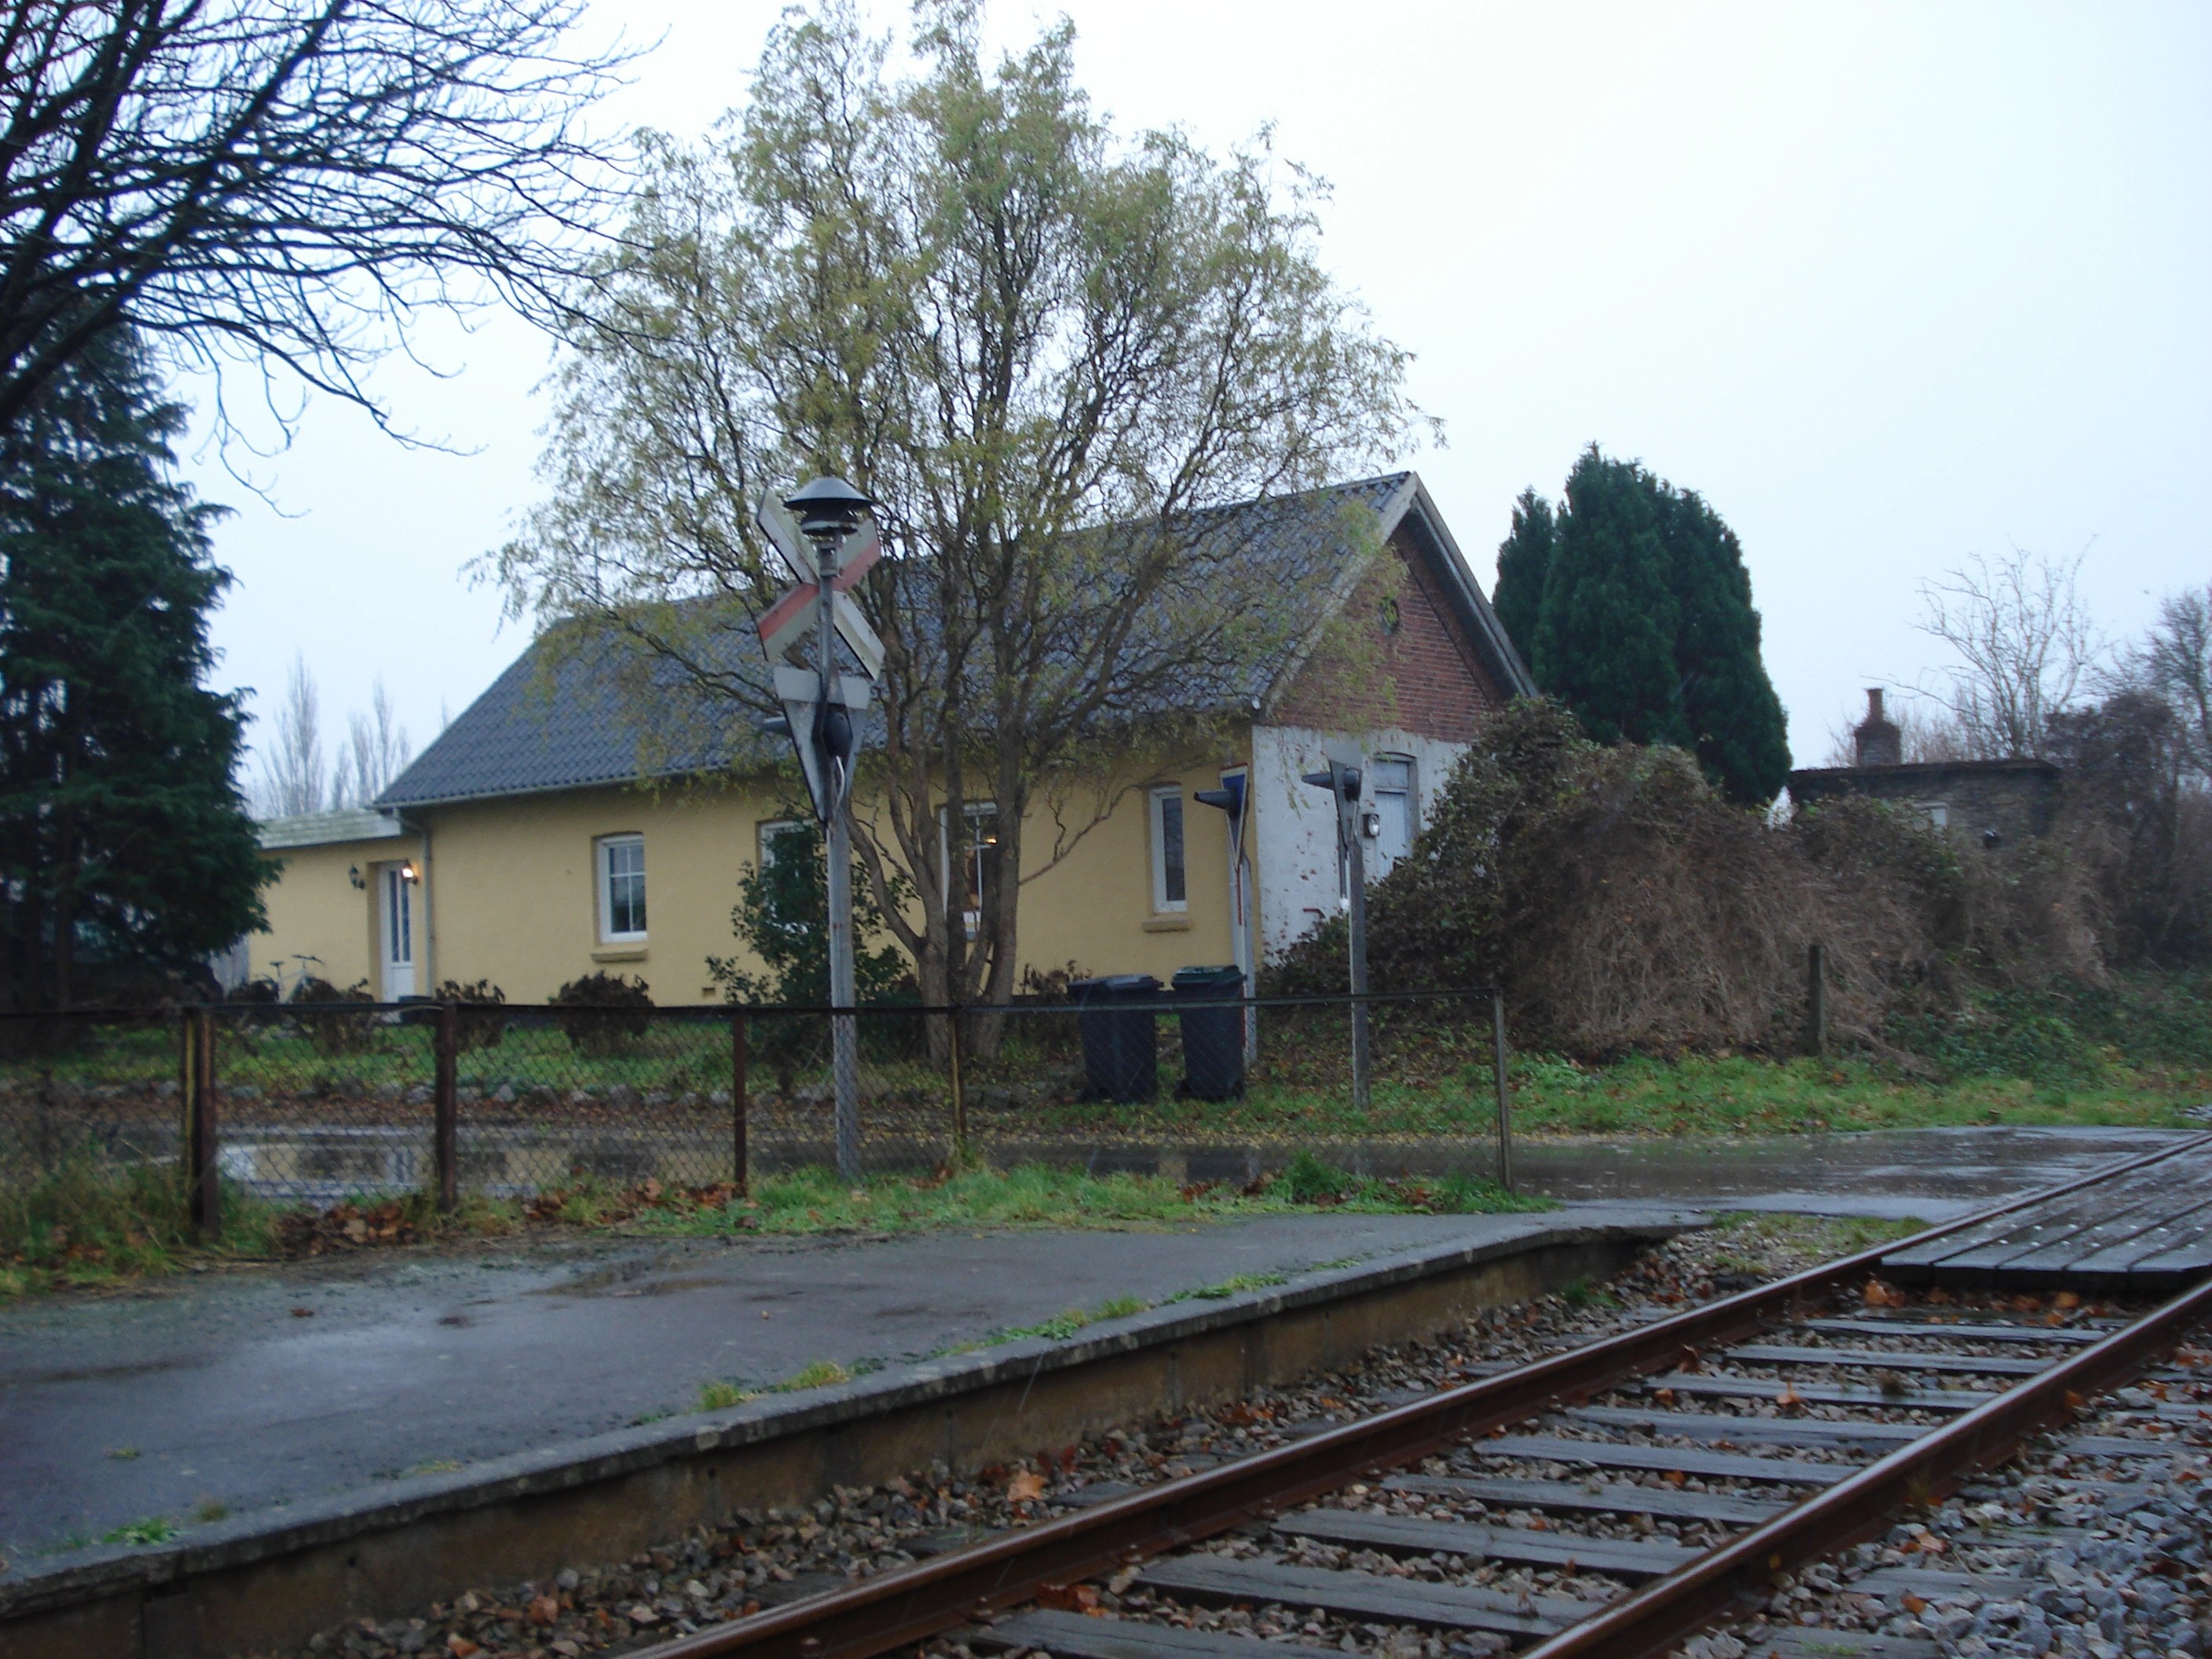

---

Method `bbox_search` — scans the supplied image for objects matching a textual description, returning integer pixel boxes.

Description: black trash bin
[1071,974,1162,1102]
[1172,965,1246,1101]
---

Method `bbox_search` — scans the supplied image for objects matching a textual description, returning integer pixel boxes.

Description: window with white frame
[756,819,811,936]
[597,834,647,941]
[1368,755,1415,878]
[1149,786,1187,912]
[942,803,999,940]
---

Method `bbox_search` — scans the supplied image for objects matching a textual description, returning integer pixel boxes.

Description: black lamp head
[783,475,875,543]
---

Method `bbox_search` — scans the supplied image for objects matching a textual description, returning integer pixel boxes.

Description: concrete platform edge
[0,1203,1699,1653]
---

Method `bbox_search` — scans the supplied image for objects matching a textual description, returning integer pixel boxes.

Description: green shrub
[549,973,653,1057]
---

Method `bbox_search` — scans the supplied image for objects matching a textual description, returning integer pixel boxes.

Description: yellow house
[247,474,1531,1003]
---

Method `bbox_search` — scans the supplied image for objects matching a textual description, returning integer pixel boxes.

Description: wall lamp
[348,865,365,891]
[399,862,419,883]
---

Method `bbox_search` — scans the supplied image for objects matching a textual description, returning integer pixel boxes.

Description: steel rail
[632,1134,2209,1659]
[1515,1265,2212,1659]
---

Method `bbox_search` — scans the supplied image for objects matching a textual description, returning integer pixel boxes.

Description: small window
[598,835,646,941]
[941,803,999,941]
[757,819,811,933]
[1150,787,1188,913]
[1918,800,1950,830]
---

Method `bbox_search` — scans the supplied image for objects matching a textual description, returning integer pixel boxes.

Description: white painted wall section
[1250,724,1471,959]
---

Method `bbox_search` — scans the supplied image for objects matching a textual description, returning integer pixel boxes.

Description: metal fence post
[1490,991,1515,1194]
[187,1005,220,1238]
[731,1011,748,1196]
[434,1002,459,1214]
[1806,940,1829,1058]
[949,1009,966,1157]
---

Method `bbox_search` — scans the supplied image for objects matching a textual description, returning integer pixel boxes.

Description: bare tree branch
[0,0,639,442]
[1913,546,2101,759]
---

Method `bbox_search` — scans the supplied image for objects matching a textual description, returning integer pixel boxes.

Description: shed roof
[255,808,410,849]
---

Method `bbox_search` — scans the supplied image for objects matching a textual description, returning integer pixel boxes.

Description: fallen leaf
[2064,1390,2086,1412]
[1862,1279,1907,1309]
[1663,1470,1686,1487]
[1903,1592,1926,1614]
[2012,1294,2041,1314]
[2053,1291,2081,1309]
[1037,1584,1100,1613]
[527,1595,559,1626]
[290,1307,314,1318]
[1007,1469,1047,1502]
[445,1639,481,1658]
[1775,1385,1803,1408]
[1652,1387,1676,1405]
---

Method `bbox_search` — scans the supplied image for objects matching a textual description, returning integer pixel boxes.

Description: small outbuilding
[1787,689,2060,847]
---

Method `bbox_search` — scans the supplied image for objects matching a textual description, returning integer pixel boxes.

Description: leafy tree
[706,820,910,1009]
[1500,445,1789,803]
[0,0,634,441]
[492,2,1424,1041]
[1532,448,1682,749]
[0,327,269,1009]
[1489,488,1551,665]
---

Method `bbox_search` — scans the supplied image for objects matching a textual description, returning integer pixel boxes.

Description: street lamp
[782,474,875,1183]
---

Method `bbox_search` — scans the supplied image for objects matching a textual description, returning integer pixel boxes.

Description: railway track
[630,1137,2212,1659]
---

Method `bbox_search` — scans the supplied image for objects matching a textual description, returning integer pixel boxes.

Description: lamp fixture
[399,862,418,883]
[348,865,364,891]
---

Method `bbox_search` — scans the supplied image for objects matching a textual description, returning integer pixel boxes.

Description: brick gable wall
[1270,529,1506,741]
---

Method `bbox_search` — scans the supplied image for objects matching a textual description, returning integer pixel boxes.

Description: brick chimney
[1854,688,1902,767]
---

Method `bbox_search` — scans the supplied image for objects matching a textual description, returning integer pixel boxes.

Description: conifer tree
[1532,447,1683,748]
[0,327,269,1009]
[1657,486,1792,803]
[1490,487,1553,663]
[1500,445,1790,802]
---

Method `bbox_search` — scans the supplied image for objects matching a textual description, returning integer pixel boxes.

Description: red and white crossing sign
[754,495,885,678]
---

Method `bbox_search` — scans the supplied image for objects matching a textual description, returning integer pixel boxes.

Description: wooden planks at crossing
[1881,1134,2212,1291]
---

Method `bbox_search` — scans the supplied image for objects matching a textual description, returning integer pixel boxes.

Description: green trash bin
[1072,974,1162,1102]
[1172,965,1246,1101]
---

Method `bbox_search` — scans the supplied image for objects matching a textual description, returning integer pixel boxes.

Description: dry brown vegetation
[1270,699,2115,1058]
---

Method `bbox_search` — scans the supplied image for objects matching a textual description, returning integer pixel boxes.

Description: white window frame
[1149,786,1188,914]
[939,802,998,941]
[597,833,647,943]
[1917,800,1950,830]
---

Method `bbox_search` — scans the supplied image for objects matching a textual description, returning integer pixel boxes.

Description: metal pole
[732,1012,749,1196]
[1339,763,1370,1117]
[948,1008,966,1159]
[189,1005,219,1239]
[817,527,861,1185]
[1806,940,1829,1059]
[1491,990,1515,1193]
[434,1002,458,1214]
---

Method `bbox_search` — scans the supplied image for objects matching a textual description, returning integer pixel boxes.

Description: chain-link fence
[0,987,1511,1226]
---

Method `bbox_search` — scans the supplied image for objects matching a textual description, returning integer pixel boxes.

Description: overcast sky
[188,0,2212,789]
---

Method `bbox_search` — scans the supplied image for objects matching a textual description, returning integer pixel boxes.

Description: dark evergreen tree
[1532,447,1683,748]
[1490,487,1554,665]
[0,327,269,1010]
[1655,487,1793,804]
[1502,446,1790,802]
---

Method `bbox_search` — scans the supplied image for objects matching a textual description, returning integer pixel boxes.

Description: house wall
[255,834,418,994]
[1249,723,1470,960]
[1270,529,1507,743]
[251,760,1249,1003]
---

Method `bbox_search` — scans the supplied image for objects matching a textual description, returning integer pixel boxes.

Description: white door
[1368,756,1415,879]
[380,865,416,1000]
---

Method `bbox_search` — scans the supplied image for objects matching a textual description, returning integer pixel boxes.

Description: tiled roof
[378,472,1526,810]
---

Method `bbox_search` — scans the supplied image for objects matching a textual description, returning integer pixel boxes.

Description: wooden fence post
[1806,941,1829,1059]
[1490,991,1515,1195]
[186,1005,220,1238]
[434,1002,459,1214]
[731,1012,748,1196]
